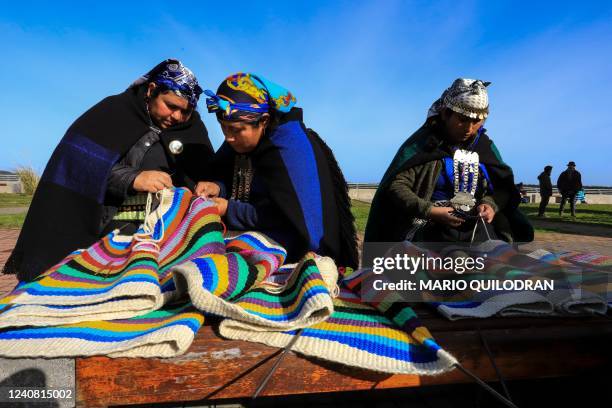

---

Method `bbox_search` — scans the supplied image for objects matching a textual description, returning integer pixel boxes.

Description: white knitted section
[173,256,337,332]
[0,297,155,329]
[218,325,457,376]
[437,291,550,320]
[547,289,607,315]
[0,324,196,358]
[0,281,165,328]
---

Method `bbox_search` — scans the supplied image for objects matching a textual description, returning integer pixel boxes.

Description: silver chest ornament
[168,140,184,155]
[449,149,480,212]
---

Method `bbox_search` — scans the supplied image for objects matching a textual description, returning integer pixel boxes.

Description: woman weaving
[195,73,358,268]
[364,78,532,244]
[3,59,214,282]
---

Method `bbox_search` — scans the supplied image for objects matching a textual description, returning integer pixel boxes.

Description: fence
[0,174,23,194]
[348,183,612,204]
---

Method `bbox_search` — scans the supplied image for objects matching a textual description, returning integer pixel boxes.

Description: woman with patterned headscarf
[196,73,358,268]
[4,59,214,282]
[365,78,533,244]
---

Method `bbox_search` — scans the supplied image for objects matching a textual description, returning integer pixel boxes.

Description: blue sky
[1,1,611,185]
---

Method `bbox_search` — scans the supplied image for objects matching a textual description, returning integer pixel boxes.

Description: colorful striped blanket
[435,241,610,320]
[358,240,610,321]
[0,188,456,375]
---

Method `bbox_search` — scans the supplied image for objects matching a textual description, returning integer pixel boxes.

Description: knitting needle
[252,328,304,400]
[477,327,512,402]
[454,363,519,408]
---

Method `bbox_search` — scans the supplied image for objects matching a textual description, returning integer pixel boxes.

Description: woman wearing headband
[365,78,532,244]
[4,59,214,282]
[197,73,358,268]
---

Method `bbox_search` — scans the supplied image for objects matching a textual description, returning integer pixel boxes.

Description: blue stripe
[0,318,201,342]
[238,286,329,321]
[301,328,439,363]
[431,301,483,309]
[24,275,159,296]
[43,132,119,203]
[271,121,324,251]
[226,234,286,257]
[193,258,218,292]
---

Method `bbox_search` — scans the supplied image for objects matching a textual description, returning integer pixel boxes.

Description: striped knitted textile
[435,242,610,319]
[221,271,456,374]
[0,187,210,328]
[356,240,610,320]
[0,188,456,375]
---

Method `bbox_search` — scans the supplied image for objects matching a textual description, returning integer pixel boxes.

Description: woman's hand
[195,181,221,198]
[477,203,495,223]
[428,207,465,228]
[133,170,173,193]
[211,197,228,216]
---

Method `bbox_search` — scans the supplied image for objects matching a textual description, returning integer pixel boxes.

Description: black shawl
[214,108,359,268]
[3,85,213,282]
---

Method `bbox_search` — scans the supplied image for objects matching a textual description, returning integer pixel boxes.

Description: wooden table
[76,306,612,407]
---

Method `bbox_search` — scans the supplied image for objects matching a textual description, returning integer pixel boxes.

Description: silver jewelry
[231,155,253,202]
[450,149,479,212]
[168,140,184,155]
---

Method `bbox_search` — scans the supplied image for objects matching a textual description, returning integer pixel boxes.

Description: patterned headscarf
[427,78,491,120]
[131,59,203,107]
[205,73,297,122]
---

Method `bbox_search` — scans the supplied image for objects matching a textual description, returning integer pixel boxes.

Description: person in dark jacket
[3,59,214,282]
[365,78,532,245]
[195,73,358,268]
[557,161,583,217]
[537,165,553,217]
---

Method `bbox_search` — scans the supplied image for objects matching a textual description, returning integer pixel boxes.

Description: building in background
[0,170,23,193]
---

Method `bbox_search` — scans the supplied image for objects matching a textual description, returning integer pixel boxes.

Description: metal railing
[0,175,19,182]
[348,183,612,195]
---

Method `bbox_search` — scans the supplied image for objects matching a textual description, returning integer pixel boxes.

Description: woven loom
[0,188,456,375]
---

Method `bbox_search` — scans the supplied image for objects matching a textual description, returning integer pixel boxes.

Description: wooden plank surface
[76,312,612,407]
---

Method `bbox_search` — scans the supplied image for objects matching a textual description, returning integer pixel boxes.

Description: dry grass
[14,166,40,195]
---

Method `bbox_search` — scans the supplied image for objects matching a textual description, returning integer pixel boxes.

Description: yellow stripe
[67,312,204,330]
[237,279,328,314]
[210,255,230,295]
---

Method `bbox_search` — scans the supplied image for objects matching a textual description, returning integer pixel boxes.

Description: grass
[519,203,612,227]
[0,193,32,208]
[1,198,608,233]
[0,213,26,228]
[350,200,612,235]
[351,200,371,234]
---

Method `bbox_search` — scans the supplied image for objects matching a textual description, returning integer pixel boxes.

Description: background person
[557,161,583,217]
[537,165,553,217]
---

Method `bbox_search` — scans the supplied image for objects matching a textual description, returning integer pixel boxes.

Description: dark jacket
[212,108,359,268]
[557,169,582,193]
[365,121,533,243]
[3,85,213,282]
[537,171,553,196]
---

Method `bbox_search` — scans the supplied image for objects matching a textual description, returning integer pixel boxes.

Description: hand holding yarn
[195,181,221,198]
[211,197,228,216]
[133,170,173,193]
[429,206,465,227]
[477,203,495,223]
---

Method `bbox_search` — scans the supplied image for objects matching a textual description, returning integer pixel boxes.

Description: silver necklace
[450,149,480,212]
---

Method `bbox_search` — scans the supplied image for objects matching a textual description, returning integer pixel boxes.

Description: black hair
[149,82,168,99]
[215,110,281,132]
[147,82,195,109]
